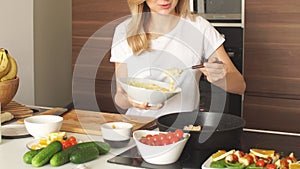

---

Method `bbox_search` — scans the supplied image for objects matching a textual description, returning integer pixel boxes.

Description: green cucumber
[85,141,110,155]
[31,141,62,167]
[74,141,110,155]
[23,148,44,164]
[49,141,110,166]
[50,145,77,167]
[70,146,99,164]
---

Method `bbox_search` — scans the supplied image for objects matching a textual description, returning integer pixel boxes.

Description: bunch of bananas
[0,48,18,82]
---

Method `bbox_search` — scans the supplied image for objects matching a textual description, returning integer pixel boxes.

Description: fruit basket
[0,77,19,107]
[0,48,19,107]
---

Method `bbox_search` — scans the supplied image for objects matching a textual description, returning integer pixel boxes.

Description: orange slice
[250,148,275,159]
[289,163,300,169]
[211,149,235,162]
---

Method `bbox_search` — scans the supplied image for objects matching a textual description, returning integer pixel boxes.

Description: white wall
[0,0,72,107]
[0,0,35,105]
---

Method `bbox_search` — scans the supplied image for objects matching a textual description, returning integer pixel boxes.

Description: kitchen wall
[0,0,72,107]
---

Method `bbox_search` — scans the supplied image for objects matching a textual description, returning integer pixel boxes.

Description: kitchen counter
[1,128,300,169]
[0,132,139,169]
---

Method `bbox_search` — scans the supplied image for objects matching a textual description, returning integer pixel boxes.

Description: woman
[110,0,246,118]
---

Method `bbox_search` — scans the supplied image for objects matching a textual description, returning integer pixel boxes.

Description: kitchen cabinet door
[243,0,300,132]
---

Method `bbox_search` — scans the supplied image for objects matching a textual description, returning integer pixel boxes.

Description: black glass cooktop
[107,145,216,169]
[108,131,300,169]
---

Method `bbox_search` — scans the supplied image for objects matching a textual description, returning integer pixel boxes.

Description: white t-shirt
[110,16,225,118]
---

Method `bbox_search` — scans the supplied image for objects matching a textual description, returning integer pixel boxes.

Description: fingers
[200,61,226,83]
[128,97,164,110]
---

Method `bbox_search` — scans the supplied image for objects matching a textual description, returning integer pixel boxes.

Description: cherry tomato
[174,129,184,139]
[160,139,170,146]
[68,136,76,142]
[166,132,175,140]
[169,136,180,144]
[234,150,245,158]
[280,159,289,168]
[244,154,254,165]
[145,134,153,139]
[256,159,266,167]
[61,140,72,149]
[155,140,162,146]
[150,135,159,142]
[147,139,155,146]
[266,164,277,169]
[157,134,167,141]
[67,136,77,146]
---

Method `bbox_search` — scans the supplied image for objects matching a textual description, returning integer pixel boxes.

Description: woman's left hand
[128,96,164,110]
[199,57,226,83]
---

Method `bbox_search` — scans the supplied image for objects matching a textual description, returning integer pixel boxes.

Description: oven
[190,0,242,22]
[199,27,243,117]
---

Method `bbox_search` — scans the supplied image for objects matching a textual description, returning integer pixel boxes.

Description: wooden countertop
[61,109,156,136]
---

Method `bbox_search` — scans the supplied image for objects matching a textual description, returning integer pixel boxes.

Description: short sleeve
[197,17,225,59]
[110,20,133,63]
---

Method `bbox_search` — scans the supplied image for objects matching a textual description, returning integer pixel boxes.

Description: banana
[0,58,11,79]
[0,48,10,73]
[0,53,18,82]
[0,51,3,64]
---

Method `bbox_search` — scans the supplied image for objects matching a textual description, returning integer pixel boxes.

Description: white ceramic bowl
[133,130,190,165]
[101,122,133,148]
[24,115,63,139]
[117,77,181,106]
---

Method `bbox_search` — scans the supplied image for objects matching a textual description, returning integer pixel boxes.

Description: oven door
[199,27,243,116]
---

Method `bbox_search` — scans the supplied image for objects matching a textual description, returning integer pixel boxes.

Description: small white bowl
[101,122,133,148]
[133,130,190,165]
[24,115,63,139]
[117,77,181,106]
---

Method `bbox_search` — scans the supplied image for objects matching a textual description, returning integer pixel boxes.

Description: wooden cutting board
[61,109,156,136]
[2,101,33,118]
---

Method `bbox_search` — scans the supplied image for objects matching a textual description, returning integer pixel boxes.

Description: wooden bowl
[0,77,19,108]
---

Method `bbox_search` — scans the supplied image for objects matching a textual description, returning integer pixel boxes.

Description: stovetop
[107,145,222,169]
[107,130,300,169]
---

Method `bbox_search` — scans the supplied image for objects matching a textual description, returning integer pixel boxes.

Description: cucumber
[83,141,110,155]
[23,148,44,164]
[31,141,62,167]
[50,145,77,167]
[70,146,99,164]
[76,141,110,155]
[49,141,110,166]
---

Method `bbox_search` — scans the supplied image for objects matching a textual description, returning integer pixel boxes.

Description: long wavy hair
[127,0,194,55]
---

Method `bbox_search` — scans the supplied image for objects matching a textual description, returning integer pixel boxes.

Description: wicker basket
[0,77,19,108]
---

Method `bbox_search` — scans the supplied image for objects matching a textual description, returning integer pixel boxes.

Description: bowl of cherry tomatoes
[133,129,190,165]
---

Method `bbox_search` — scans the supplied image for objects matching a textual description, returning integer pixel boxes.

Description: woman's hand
[200,57,226,83]
[128,97,164,110]
[198,45,246,95]
[119,88,164,110]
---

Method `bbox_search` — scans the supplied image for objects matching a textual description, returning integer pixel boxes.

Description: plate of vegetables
[26,132,79,150]
[202,148,300,169]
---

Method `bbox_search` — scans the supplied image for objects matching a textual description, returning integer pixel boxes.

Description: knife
[16,102,73,124]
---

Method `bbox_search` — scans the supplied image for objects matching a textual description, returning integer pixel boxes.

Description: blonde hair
[127,0,194,55]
